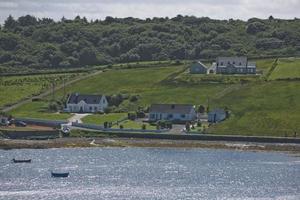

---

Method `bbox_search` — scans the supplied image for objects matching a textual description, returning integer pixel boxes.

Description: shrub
[48,102,58,112]
[142,124,146,130]
[103,121,108,128]
[129,95,139,102]
[136,110,146,118]
[197,121,202,127]
[128,112,137,120]
[157,120,172,129]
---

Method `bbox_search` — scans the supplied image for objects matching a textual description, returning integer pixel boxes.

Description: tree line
[0,15,300,71]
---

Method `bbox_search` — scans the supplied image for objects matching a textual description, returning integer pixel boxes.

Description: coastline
[1,137,300,154]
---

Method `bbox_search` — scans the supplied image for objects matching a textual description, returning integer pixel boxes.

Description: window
[103,99,105,103]
[94,107,97,111]
[221,62,223,65]
[150,114,155,119]
[168,114,173,118]
[89,106,92,111]
[181,114,186,118]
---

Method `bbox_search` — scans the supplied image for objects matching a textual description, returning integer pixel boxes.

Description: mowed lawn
[9,101,72,120]
[269,58,300,80]
[208,81,300,136]
[112,120,157,130]
[82,113,127,124]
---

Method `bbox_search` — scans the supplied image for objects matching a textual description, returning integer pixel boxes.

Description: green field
[9,65,228,120]
[9,101,72,120]
[112,120,156,130]
[0,73,81,108]
[208,81,300,136]
[6,58,300,136]
[82,113,127,125]
[269,58,300,80]
[53,65,228,106]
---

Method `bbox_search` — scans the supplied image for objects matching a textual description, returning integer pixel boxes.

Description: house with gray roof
[190,61,208,74]
[215,56,256,74]
[66,93,108,113]
[149,104,197,123]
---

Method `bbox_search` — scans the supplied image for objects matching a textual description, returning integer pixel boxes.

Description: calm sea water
[0,147,299,200]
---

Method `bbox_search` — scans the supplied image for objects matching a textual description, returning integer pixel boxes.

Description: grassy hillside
[269,58,300,80]
[9,101,71,120]
[208,81,300,136]
[9,65,228,119]
[7,58,300,136]
[0,73,81,108]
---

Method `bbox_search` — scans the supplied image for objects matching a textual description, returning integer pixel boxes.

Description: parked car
[15,121,27,127]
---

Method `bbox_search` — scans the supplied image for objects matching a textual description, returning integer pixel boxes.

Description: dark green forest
[0,15,300,72]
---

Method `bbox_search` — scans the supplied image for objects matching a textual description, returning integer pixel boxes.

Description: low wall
[1,130,59,139]
[15,118,68,128]
[72,122,168,133]
[81,130,300,144]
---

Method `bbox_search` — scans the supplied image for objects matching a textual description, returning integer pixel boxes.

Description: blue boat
[51,172,69,178]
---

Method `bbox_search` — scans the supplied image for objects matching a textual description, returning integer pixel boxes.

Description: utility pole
[63,77,66,99]
[206,95,210,113]
[52,81,55,101]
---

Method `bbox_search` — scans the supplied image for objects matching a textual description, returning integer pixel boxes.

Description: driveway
[67,113,90,124]
[168,124,185,134]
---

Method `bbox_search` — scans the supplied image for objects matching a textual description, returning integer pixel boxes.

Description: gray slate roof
[67,93,103,104]
[191,61,208,69]
[209,109,225,115]
[149,104,194,114]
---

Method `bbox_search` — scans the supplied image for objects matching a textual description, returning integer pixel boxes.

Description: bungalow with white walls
[149,104,197,123]
[66,93,108,113]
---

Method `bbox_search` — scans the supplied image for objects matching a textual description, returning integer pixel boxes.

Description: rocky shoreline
[1,137,300,154]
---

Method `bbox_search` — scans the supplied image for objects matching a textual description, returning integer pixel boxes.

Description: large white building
[149,104,197,123]
[215,57,256,74]
[66,93,108,113]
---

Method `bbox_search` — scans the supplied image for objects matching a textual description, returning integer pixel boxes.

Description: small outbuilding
[190,61,208,74]
[208,109,226,123]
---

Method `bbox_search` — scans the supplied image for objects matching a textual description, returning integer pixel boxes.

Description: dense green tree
[0,15,300,71]
[4,15,18,30]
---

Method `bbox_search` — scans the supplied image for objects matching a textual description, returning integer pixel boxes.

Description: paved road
[2,70,103,113]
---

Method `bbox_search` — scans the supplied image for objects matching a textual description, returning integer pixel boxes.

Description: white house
[208,109,226,123]
[149,104,197,123]
[215,56,256,74]
[66,93,108,113]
